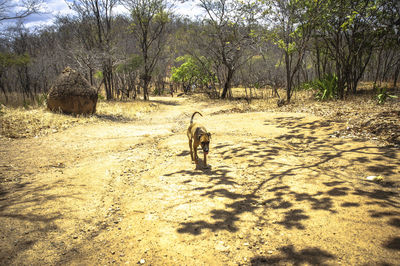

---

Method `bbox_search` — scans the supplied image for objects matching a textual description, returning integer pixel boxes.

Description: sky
[4,0,204,29]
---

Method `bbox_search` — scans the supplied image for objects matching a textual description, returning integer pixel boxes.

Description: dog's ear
[207,132,211,139]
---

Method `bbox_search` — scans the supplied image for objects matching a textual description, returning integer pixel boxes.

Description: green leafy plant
[171,55,216,89]
[97,94,105,101]
[304,74,338,101]
[35,93,47,106]
[94,70,103,81]
[315,74,338,100]
[376,87,397,105]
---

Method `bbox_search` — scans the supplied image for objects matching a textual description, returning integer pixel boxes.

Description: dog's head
[199,132,211,154]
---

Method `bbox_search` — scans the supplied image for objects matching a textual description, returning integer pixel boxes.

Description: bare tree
[196,0,260,99]
[69,0,120,100]
[122,0,171,100]
[0,0,43,22]
[263,0,322,103]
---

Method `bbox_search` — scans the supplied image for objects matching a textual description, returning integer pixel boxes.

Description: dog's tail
[190,111,203,124]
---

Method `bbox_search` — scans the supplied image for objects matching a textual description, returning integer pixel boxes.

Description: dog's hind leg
[189,138,194,162]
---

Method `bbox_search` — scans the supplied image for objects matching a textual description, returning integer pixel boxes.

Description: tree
[123,0,171,100]
[171,55,215,92]
[0,51,30,102]
[315,0,396,98]
[0,0,43,22]
[262,0,322,103]
[196,0,260,99]
[69,0,120,100]
[115,53,143,99]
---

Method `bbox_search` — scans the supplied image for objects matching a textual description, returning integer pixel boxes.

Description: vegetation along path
[1,97,399,265]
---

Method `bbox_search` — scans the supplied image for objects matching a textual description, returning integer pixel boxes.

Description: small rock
[268,250,273,254]
[111,251,115,255]
[244,242,249,246]
[366,175,384,182]
[139,259,146,264]
[73,235,78,239]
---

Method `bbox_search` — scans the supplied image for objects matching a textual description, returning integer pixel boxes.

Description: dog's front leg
[194,146,198,164]
[203,152,207,167]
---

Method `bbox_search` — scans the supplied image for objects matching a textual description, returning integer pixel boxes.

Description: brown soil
[1,96,399,265]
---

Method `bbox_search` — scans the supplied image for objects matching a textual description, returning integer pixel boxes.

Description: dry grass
[201,85,400,145]
[0,100,159,139]
[96,100,159,120]
[1,84,399,144]
[210,85,399,116]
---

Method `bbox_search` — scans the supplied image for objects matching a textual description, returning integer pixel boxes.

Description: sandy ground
[1,96,399,265]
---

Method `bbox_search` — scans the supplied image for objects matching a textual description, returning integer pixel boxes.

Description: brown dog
[187,112,211,167]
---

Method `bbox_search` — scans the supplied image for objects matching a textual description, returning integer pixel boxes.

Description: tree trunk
[104,71,112,100]
[315,40,321,80]
[221,68,233,99]
[373,48,383,86]
[0,81,8,103]
[284,51,292,103]
[142,73,151,101]
[336,62,345,100]
[143,80,149,100]
[394,61,400,88]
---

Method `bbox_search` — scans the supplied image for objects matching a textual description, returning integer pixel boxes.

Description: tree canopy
[0,0,399,103]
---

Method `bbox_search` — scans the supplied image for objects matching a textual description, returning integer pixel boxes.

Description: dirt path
[1,97,399,265]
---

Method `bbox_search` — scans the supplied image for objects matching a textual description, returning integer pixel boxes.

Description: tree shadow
[95,113,135,122]
[177,188,259,234]
[388,218,400,228]
[0,180,82,263]
[173,114,400,245]
[176,150,190,157]
[250,245,336,265]
[150,99,181,106]
[276,209,310,229]
[383,237,400,250]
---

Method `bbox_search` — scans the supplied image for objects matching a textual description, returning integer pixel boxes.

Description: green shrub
[314,74,338,101]
[300,74,338,101]
[376,87,397,105]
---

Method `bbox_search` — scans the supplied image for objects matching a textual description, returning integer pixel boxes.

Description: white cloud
[173,1,204,19]
[12,0,75,28]
[3,0,205,29]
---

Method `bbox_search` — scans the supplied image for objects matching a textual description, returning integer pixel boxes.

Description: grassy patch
[0,100,159,138]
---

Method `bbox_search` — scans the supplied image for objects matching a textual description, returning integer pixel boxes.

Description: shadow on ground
[166,115,400,257]
[250,245,335,265]
[0,178,97,263]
